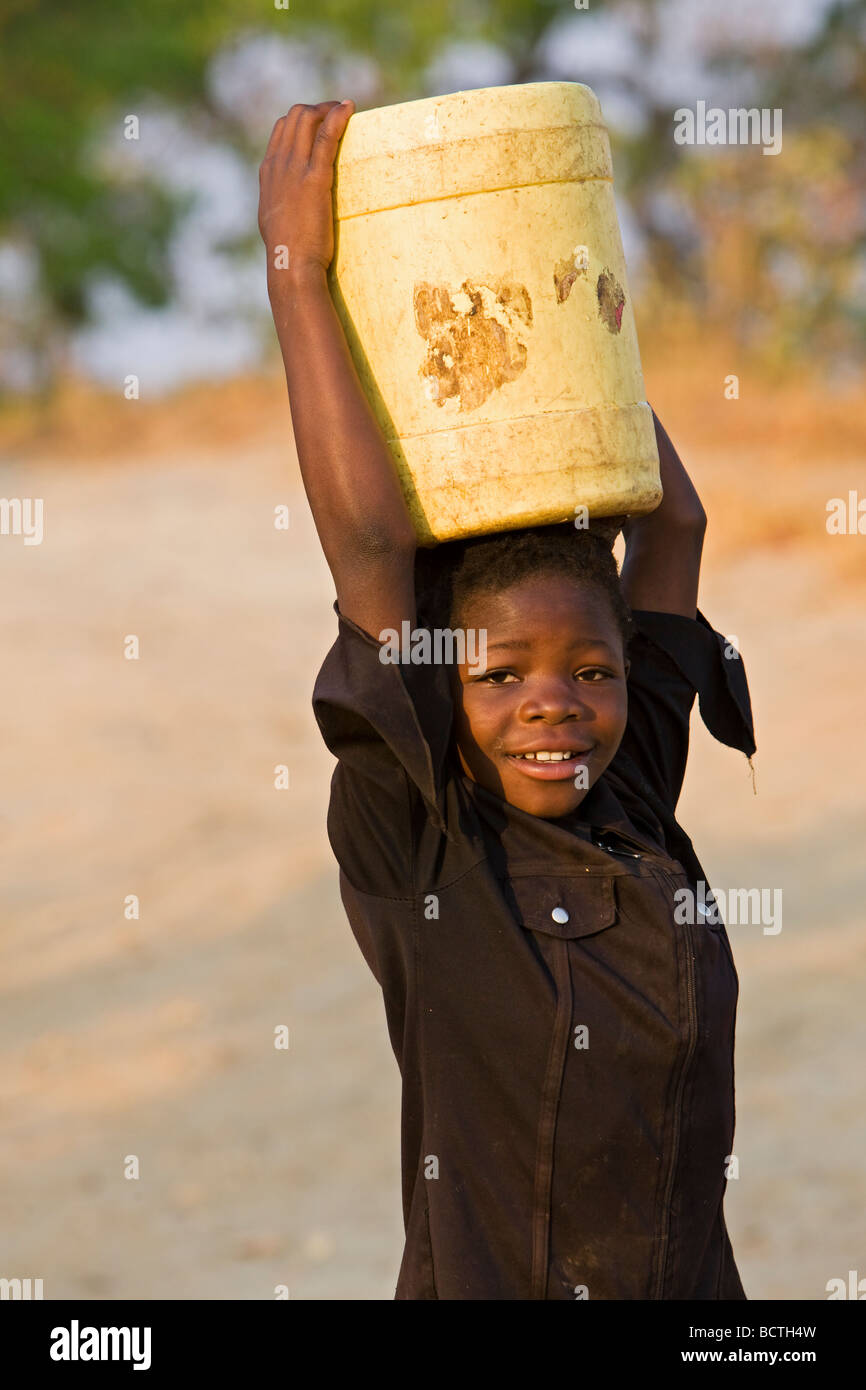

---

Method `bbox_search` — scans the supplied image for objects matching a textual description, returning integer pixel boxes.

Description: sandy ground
[1,394,864,1300]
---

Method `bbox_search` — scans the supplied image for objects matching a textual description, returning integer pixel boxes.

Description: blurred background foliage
[1,0,864,395]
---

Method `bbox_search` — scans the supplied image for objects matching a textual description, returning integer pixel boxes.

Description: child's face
[451,573,630,819]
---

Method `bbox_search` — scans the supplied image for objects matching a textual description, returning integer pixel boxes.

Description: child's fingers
[309,100,354,176]
[262,103,311,168]
[262,111,289,163]
[309,100,345,158]
[280,104,305,149]
[291,103,338,166]
[261,102,348,170]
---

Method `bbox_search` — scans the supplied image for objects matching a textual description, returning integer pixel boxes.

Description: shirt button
[551,906,570,924]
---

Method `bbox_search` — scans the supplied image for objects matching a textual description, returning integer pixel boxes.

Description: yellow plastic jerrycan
[329,81,661,545]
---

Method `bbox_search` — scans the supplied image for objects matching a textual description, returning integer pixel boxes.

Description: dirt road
[1,397,863,1299]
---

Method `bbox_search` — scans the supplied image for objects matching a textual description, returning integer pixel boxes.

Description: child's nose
[519,677,591,722]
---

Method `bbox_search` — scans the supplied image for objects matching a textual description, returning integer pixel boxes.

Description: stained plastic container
[329,81,661,545]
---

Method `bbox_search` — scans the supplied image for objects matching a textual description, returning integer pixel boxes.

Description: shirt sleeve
[610,608,757,814]
[311,604,454,894]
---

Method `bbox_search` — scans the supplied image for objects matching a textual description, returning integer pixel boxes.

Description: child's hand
[258,99,355,284]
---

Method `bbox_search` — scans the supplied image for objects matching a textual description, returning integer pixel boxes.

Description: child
[259,99,757,1300]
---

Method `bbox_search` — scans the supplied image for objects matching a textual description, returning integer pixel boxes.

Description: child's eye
[477,669,520,685]
[577,667,614,682]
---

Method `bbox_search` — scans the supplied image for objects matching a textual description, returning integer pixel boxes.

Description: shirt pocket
[503,870,621,941]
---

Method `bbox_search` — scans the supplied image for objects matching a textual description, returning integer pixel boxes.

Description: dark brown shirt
[312,604,756,1300]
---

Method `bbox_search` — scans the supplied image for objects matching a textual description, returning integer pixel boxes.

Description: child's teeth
[524,751,572,761]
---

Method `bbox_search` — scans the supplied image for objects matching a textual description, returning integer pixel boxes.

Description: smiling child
[259,99,757,1300]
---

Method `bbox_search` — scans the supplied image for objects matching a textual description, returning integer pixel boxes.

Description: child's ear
[624,657,631,679]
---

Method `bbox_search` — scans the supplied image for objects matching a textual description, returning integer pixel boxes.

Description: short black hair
[414,522,634,651]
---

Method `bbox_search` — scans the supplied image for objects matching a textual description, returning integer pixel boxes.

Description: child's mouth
[505,749,594,781]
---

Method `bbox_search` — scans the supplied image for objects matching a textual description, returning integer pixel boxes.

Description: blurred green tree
[1,0,863,392]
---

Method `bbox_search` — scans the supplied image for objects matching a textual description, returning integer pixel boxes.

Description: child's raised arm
[258,100,417,638]
[619,410,707,619]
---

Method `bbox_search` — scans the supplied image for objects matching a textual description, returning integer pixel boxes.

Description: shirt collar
[560,774,665,855]
[460,768,665,858]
